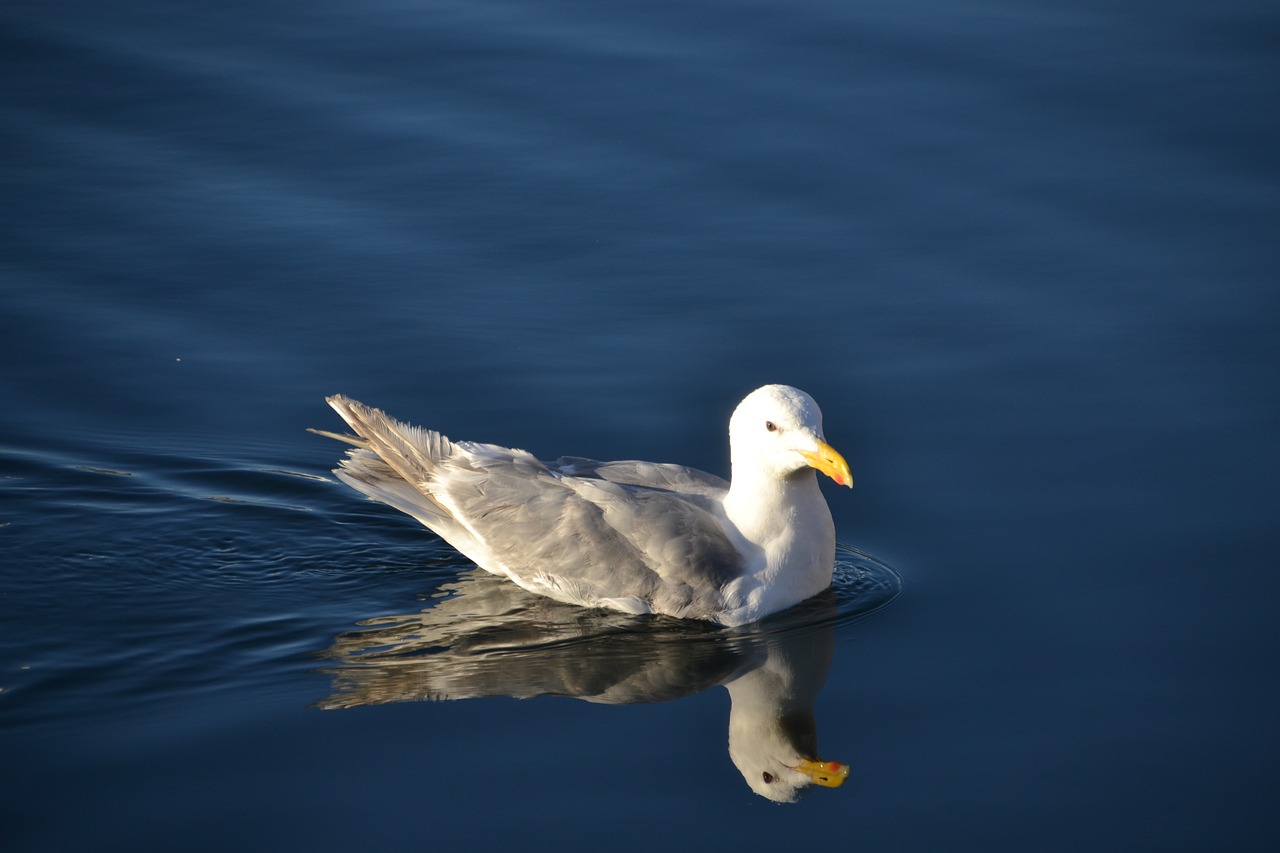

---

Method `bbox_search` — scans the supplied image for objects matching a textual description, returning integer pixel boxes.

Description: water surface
[2,1,1277,850]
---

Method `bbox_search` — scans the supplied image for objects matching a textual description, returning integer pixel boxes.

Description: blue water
[2,0,1277,849]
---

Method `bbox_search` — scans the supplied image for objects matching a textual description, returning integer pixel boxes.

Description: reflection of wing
[315,570,748,709]
[320,397,744,621]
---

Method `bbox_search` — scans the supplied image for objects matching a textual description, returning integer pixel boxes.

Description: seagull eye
[762,772,775,784]
[765,421,778,432]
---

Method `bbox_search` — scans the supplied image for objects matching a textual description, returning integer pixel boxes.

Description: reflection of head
[730,708,849,802]
[724,626,849,802]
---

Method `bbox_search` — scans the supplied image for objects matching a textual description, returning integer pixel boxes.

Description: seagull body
[316,384,851,627]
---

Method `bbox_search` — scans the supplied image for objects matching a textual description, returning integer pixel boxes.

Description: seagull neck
[723,468,823,546]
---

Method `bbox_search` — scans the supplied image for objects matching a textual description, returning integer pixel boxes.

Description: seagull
[313,384,852,627]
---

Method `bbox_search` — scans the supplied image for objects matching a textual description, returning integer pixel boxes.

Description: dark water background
[2,1,1277,849]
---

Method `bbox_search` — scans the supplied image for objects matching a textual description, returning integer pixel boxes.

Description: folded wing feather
[321,396,743,620]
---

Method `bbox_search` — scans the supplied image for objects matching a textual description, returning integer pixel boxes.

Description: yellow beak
[794,758,850,788]
[799,440,853,488]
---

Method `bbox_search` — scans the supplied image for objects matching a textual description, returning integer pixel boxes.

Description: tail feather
[314,395,468,541]
[305,427,366,448]
[324,395,453,488]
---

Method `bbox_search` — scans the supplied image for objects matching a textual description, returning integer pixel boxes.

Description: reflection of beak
[799,441,853,488]
[794,758,850,788]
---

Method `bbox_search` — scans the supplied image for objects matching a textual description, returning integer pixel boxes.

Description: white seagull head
[728,385,852,488]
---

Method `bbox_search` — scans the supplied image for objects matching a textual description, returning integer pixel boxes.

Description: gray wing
[434,444,743,620]
[551,456,729,498]
[319,397,744,621]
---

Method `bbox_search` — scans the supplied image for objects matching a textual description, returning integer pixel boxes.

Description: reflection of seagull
[316,570,852,802]
[313,384,852,626]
